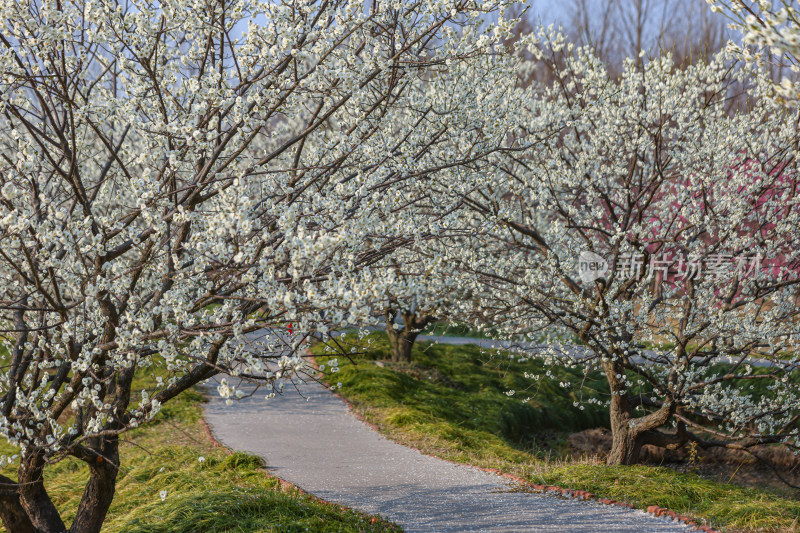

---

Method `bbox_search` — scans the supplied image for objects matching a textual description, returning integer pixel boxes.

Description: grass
[0,380,398,532]
[314,332,800,533]
[536,464,800,533]
[420,321,495,339]
[318,332,608,466]
[419,322,584,345]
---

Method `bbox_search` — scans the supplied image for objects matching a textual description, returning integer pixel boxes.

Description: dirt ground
[568,428,800,491]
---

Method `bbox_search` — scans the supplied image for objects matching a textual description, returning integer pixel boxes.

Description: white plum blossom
[708,0,800,104]
[0,1,529,530]
[451,33,800,465]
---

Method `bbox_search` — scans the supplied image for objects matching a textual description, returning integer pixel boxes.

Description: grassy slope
[0,384,398,532]
[420,322,494,339]
[314,332,800,533]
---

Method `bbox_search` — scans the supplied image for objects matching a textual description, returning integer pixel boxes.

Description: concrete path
[417,332,780,369]
[203,373,691,532]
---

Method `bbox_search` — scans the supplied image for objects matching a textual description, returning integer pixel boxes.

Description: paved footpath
[203,371,691,532]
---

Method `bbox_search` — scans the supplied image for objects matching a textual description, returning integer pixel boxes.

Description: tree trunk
[606,387,644,465]
[17,452,65,533]
[387,328,417,362]
[602,357,677,465]
[385,309,434,363]
[607,422,644,465]
[69,438,120,533]
[603,358,642,465]
[0,475,36,533]
[5,438,120,533]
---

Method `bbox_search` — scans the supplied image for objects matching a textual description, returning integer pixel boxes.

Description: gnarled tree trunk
[69,437,120,533]
[2,365,132,533]
[17,452,66,533]
[3,438,123,533]
[607,422,645,465]
[604,357,642,465]
[602,358,676,465]
[0,441,123,533]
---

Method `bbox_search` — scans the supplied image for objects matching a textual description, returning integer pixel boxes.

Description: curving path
[202,357,692,532]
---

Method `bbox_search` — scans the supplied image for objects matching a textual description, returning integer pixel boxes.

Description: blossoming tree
[372,241,481,362]
[0,0,525,530]
[461,36,800,465]
[374,250,453,362]
[363,45,531,363]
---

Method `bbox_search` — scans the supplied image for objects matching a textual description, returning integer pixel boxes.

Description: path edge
[198,397,401,531]
[310,355,721,533]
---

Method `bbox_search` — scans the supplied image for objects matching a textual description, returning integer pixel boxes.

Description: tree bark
[0,475,36,533]
[607,423,644,465]
[385,309,434,363]
[386,317,418,363]
[388,328,416,362]
[602,357,638,464]
[2,441,121,533]
[69,438,120,533]
[603,357,676,465]
[17,452,65,533]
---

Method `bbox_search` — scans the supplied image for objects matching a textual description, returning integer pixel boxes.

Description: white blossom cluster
[0,0,526,471]
[449,32,800,453]
[708,0,800,105]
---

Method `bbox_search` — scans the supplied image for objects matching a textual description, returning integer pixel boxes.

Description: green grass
[0,382,398,532]
[314,332,800,533]
[318,332,608,465]
[536,464,800,533]
[420,321,495,339]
